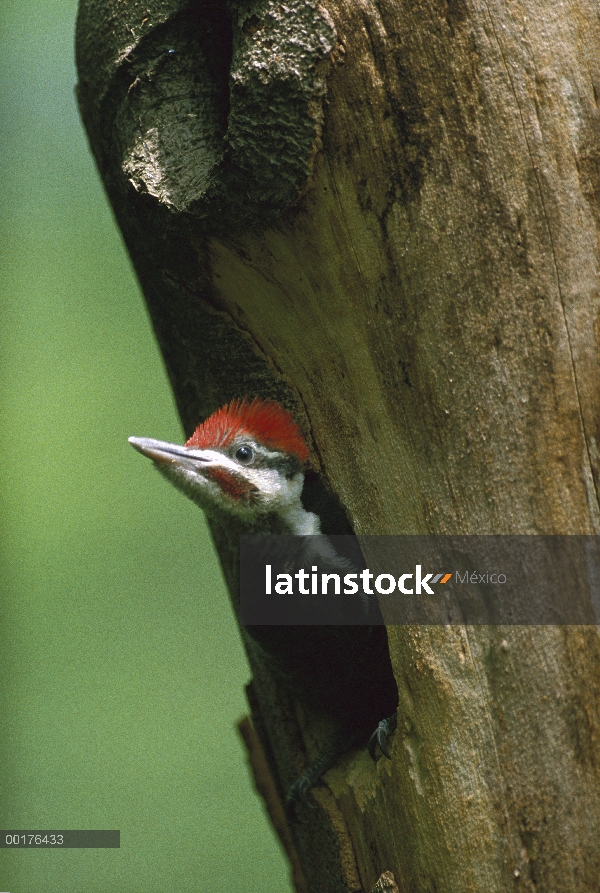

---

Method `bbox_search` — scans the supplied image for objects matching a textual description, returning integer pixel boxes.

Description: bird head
[129,398,316,530]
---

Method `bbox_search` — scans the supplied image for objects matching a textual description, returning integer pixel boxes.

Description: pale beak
[128,436,210,468]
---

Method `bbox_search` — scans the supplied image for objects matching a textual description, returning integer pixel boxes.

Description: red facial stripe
[205,466,259,504]
[185,397,309,463]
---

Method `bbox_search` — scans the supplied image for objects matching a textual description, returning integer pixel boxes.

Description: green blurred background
[0,1,292,890]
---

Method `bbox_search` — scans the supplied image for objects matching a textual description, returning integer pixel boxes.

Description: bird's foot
[285,774,318,822]
[368,713,397,762]
[285,728,351,822]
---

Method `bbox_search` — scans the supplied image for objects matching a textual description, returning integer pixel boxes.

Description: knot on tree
[78,0,336,232]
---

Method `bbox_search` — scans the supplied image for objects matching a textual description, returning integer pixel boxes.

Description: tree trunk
[76,1,600,890]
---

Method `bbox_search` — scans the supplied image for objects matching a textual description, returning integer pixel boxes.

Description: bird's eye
[235,445,254,465]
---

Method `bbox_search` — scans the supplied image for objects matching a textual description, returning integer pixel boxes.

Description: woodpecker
[129,397,398,812]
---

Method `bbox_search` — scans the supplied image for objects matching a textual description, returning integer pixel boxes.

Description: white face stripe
[185,448,243,472]
[184,446,293,487]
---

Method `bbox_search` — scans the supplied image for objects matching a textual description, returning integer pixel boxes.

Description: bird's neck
[258,469,321,535]
[238,499,321,536]
[278,500,321,535]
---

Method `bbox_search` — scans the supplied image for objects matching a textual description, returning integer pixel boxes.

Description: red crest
[185,398,309,463]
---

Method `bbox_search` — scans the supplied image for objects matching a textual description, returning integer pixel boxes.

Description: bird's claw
[368,713,397,762]
[285,775,318,822]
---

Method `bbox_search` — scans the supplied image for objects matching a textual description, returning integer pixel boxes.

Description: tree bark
[76,1,600,890]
